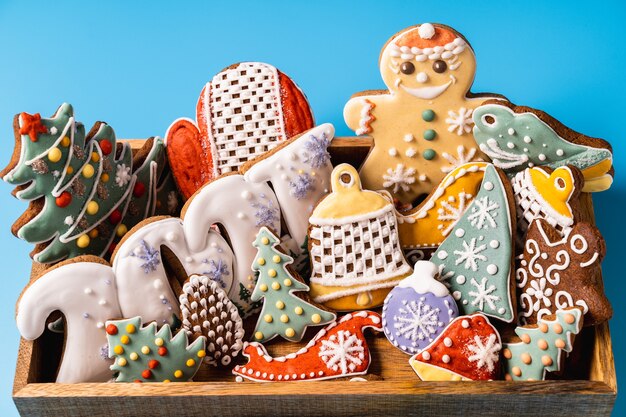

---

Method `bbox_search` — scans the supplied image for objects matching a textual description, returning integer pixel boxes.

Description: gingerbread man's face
[380,24,476,101]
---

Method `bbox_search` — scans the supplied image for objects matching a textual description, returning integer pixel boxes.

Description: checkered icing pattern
[208,63,285,174]
[512,171,572,237]
[309,207,409,285]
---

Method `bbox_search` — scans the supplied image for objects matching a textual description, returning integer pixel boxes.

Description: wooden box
[12,139,617,417]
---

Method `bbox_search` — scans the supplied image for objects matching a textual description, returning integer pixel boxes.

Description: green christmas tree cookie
[251,227,335,342]
[502,308,583,381]
[106,317,206,382]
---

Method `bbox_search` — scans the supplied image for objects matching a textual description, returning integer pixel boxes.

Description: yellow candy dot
[186,359,196,367]
[126,324,136,334]
[298,169,304,174]
[174,370,183,379]
[280,314,289,323]
[285,328,295,338]
[117,358,127,367]
[155,338,164,347]
[271,282,281,290]
[88,228,99,239]
[101,173,109,182]
[66,166,74,175]
[91,152,100,163]
[76,234,90,248]
[259,284,268,292]
[120,335,130,345]
[294,306,303,315]
[86,201,99,215]
[197,350,206,358]
[264,314,273,323]
[254,331,264,340]
[273,255,281,263]
[116,224,128,237]
[163,379,171,383]
[130,352,139,361]
[284,279,292,287]
[311,314,322,324]
[60,136,71,147]
[268,269,277,278]
[113,345,124,355]
[141,346,151,354]
[257,257,266,266]
[82,164,95,178]
[276,301,285,310]
[48,147,62,163]
[261,237,269,245]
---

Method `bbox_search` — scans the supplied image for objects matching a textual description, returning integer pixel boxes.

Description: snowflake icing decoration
[202,258,229,288]
[251,195,279,228]
[468,277,500,312]
[131,239,161,274]
[466,334,500,372]
[454,238,487,271]
[441,145,478,173]
[115,164,132,187]
[289,173,315,200]
[527,278,553,311]
[437,192,471,236]
[318,330,365,374]
[382,163,416,193]
[445,107,474,136]
[394,298,442,343]
[303,133,331,168]
[468,197,499,229]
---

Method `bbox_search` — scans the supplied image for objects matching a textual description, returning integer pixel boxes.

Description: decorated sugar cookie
[344,23,500,204]
[516,219,611,326]
[308,164,412,311]
[1,104,176,264]
[409,313,502,381]
[112,216,236,324]
[431,164,516,322]
[473,101,613,192]
[382,261,458,354]
[166,62,315,199]
[511,165,582,240]
[233,311,382,382]
[250,227,335,343]
[179,274,245,366]
[396,162,487,258]
[16,257,121,382]
[502,308,583,381]
[106,317,206,382]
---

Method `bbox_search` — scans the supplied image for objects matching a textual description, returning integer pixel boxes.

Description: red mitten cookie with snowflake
[409,313,502,380]
[166,62,314,199]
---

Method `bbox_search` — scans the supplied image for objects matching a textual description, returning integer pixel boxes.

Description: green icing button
[423,129,437,141]
[423,149,436,160]
[422,109,435,122]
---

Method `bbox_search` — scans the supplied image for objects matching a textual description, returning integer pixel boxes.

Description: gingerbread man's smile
[397,75,456,99]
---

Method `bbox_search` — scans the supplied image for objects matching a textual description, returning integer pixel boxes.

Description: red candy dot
[142,369,152,379]
[105,324,118,335]
[148,359,159,369]
[55,191,72,208]
[100,139,113,155]
[109,209,122,224]
[133,182,146,198]
[108,241,117,256]
[134,379,142,384]
[158,347,168,356]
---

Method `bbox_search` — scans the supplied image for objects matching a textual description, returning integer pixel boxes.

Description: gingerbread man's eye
[400,62,415,75]
[432,60,447,73]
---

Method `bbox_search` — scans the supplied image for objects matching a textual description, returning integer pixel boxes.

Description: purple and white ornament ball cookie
[382,260,458,355]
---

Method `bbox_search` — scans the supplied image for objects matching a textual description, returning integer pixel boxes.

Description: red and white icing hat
[409,313,502,381]
[389,23,467,62]
[232,311,382,382]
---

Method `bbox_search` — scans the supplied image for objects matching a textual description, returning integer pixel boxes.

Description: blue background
[0,0,624,415]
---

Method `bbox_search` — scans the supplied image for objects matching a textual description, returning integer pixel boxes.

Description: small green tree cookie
[106,317,206,382]
[251,227,335,342]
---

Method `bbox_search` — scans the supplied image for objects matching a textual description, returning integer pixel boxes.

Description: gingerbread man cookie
[166,62,314,199]
[473,101,613,192]
[16,256,121,382]
[516,219,611,326]
[344,23,500,204]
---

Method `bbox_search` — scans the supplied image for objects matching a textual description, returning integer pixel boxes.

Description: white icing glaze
[113,217,235,324]
[16,261,120,382]
[398,260,450,297]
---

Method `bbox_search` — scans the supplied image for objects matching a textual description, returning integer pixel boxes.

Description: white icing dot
[538,154,546,161]
[462,300,468,305]
[84,288,93,295]
[487,264,498,275]
[556,149,564,156]
[462,319,470,328]
[418,23,435,39]
[484,181,494,191]
[437,250,448,260]
[235,376,243,383]
[452,291,461,300]
[96,322,104,329]
[498,308,506,314]
[421,351,431,360]
[288,152,297,161]
[275,164,283,170]
[404,134,414,142]
[166,232,178,242]
[418,174,427,182]
[456,275,466,285]
[523,136,532,143]
[237,212,246,220]
[405,148,417,158]
[507,142,515,149]
[185,256,193,263]
[98,299,107,306]
[490,240,500,249]
[280,174,288,180]
[442,354,451,363]
[455,229,465,238]
[388,147,398,157]
[241,190,252,200]
[523,148,529,153]
[508,128,515,135]
[154,279,163,289]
